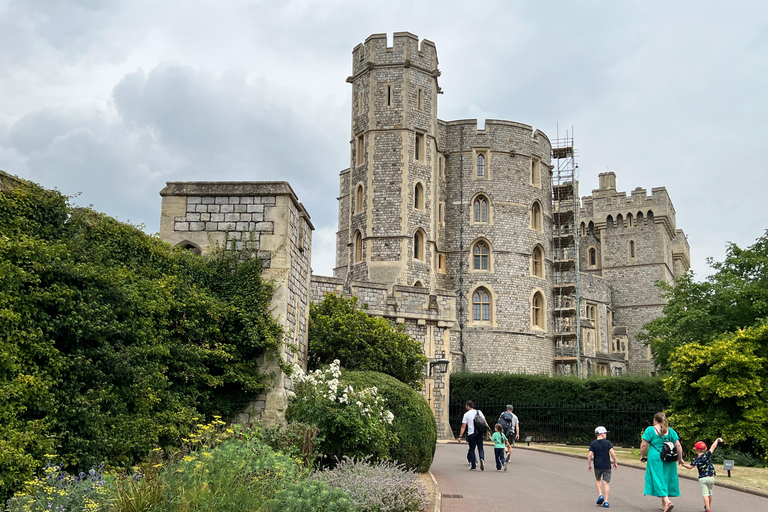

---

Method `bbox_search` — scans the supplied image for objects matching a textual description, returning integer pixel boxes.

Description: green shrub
[287,362,398,464]
[265,480,355,512]
[251,421,321,468]
[709,446,766,468]
[344,371,436,472]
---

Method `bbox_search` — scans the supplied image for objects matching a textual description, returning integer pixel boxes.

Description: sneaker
[479,458,485,471]
[596,495,604,505]
[506,451,511,462]
[503,462,508,472]
[603,503,610,508]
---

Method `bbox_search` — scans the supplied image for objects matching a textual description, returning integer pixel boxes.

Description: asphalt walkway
[430,442,768,512]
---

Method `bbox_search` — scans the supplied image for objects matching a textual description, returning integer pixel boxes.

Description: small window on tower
[356,135,364,166]
[477,154,485,176]
[387,85,392,107]
[415,133,425,162]
[417,88,424,111]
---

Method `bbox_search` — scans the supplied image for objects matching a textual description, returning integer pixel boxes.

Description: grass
[516,443,768,495]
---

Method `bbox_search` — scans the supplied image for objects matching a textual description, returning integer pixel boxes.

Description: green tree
[664,321,768,462]
[308,294,427,389]
[640,230,768,370]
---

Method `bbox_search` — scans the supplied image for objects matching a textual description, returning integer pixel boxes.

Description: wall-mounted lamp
[429,350,450,376]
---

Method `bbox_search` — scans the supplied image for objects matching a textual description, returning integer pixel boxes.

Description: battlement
[351,32,438,78]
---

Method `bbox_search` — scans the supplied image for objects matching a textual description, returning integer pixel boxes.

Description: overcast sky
[1,0,766,279]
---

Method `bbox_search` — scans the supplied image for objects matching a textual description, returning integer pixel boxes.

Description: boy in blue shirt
[588,426,618,508]
[682,437,722,512]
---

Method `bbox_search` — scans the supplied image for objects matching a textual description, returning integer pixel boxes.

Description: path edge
[428,470,441,512]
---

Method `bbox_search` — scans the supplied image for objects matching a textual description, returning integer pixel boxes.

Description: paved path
[430,443,767,512]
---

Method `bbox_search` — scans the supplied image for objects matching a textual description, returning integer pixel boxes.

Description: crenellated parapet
[580,172,677,238]
[349,32,439,83]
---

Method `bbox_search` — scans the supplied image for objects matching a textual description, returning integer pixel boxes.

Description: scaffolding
[551,133,581,376]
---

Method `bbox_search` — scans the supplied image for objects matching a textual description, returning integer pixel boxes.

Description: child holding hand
[491,423,512,471]
[681,437,723,512]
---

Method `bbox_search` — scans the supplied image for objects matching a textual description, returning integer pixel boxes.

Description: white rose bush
[286,360,398,464]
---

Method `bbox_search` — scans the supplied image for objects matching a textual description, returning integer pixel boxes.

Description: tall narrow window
[439,203,444,225]
[532,246,544,278]
[531,158,541,186]
[358,90,364,114]
[531,202,542,231]
[437,253,446,273]
[355,185,364,214]
[415,133,425,162]
[477,154,485,176]
[413,230,425,260]
[356,135,364,166]
[354,231,363,263]
[387,85,392,107]
[473,288,491,322]
[629,240,636,259]
[417,88,423,110]
[473,196,488,223]
[414,183,424,210]
[589,247,597,268]
[473,241,489,270]
[439,156,445,178]
[532,292,545,329]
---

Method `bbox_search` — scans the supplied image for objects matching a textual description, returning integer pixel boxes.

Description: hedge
[344,371,437,472]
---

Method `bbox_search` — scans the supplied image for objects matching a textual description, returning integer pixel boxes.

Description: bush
[344,371,436,472]
[709,446,765,468]
[309,295,427,389]
[286,362,398,464]
[312,457,427,512]
[251,421,321,468]
[265,480,355,512]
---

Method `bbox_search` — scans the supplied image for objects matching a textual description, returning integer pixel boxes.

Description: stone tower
[335,32,441,288]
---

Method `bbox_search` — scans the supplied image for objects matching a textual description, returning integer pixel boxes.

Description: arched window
[531,201,542,231]
[413,281,423,287]
[647,210,654,222]
[355,184,364,214]
[473,241,489,270]
[477,154,485,176]
[178,242,202,256]
[588,221,595,235]
[606,215,614,228]
[588,247,597,268]
[473,195,488,223]
[413,230,425,260]
[580,222,586,236]
[354,231,363,263]
[414,183,424,210]
[532,246,544,278]
[617,214,624,228]
[627,213,633,227]
[473,287,491,322]
[629,240,636,259]
[532,291,545,329]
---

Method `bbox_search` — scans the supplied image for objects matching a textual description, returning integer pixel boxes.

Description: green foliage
[308,294,427,389]
[664,321,768,464]
[450,372,668,406]
[265,480,355,512]
[639,230,768,370]
[250,421,321,468]
[709,446,765,468]
[0,175,283,500]
[286,362,398,464]
[344,371,436,473]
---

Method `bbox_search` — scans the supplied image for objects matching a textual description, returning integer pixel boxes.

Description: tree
[308,294,427,389]
[664,321,768,461]
[639,230,768,370]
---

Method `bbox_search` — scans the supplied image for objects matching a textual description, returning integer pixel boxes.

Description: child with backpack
[588,426,618,508]
[681,437,723,512]
[491,423,512,471]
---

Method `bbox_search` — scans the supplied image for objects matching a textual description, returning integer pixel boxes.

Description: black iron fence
[449,402,665,447]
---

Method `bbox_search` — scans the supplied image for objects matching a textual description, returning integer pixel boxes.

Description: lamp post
[428,350,450,439]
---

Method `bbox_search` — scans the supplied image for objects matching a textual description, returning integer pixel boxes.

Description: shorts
[698,476,715,496]
[594,468,612,482]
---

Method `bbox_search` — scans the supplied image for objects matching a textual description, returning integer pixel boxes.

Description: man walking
[458,401,490,471]
[498,404,520,445]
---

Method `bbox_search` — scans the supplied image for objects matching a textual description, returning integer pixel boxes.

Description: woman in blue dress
[639,412,684,512]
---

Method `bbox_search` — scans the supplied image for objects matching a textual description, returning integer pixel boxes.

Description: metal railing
[449,402,666,447]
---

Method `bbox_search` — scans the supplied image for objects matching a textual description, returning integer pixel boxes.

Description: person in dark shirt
[588,426,618,508]
[682,437,722,512]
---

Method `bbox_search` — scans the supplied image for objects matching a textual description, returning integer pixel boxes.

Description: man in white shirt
[457,400,490,470]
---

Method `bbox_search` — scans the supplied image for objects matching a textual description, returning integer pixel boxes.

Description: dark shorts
[594,468,612,482]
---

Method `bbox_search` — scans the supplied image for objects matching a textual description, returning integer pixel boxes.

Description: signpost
[723,459,734,478]
[525,435,533,446]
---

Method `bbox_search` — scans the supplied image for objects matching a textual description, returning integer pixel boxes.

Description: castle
[158,33,690,437]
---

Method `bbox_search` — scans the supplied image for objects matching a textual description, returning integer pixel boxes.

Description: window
[178,242,201,256]
[417,88,424,111]
[413,230,425,260]
[356,135,364,166]
[588,247,598,268]
[414,183,424,210]
[617,214,624,228]
[355,185,364,214]
[439,156,445,178]
[413,281,423,287]
[531,158,541,186]
[358,90,364,114]
[629,240,636,260]
[627,213,633,227]
[587,304,596,321]
[531,201,542,231]
[532,246,544,278]
[473,287,491,322]
[473,241,489,270]
[477,154,485,176]
[580,222,586,236]
[606,214,614,228]
[473,195,488,223]
[439,202,445,225]
[532,291,545,329]
[354,231,363,263]
[437,253,446,273]
[386,85,392,107]
[415,133,425,162]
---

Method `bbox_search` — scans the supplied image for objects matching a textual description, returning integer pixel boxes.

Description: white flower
[386,411,395,424]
